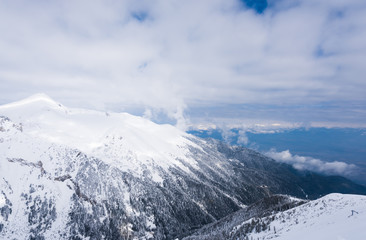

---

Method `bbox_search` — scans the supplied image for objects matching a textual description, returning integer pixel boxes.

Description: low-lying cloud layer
[265,149,357,177]
[0,0,365,127]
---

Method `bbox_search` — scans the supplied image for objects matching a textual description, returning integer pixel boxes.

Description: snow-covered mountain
[1,94,365,239]
[0,93,199,178]
[184,193,366,240]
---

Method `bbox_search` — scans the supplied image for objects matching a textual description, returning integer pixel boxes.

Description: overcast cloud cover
[0,0,366,128]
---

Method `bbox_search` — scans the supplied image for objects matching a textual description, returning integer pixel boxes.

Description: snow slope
[184,193,366,240]
[240,193,366,240]
[0,94,211,239]
[0,94,200,182]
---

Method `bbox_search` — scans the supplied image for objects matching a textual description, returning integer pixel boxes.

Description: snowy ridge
[0,94,200,182]
[185,193,366,240]
[245,193,366,240]
[0,93,62,111]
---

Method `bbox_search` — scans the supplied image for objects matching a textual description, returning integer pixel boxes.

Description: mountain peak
[0,93,60,109]
[0,93,67,126]
[22,93,57,103]
[0,94,195,177]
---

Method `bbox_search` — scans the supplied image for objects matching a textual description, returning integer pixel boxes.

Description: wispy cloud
[0,0,365,127]
[237,129,249,145]
[265,149,358,177]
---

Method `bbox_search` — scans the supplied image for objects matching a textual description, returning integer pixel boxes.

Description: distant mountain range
[1,94,365,239]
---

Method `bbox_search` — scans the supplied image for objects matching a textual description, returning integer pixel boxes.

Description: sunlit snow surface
[245,193,366,240]
[0,94,200,181]
[0,94,205,238]
[3,94,258,239]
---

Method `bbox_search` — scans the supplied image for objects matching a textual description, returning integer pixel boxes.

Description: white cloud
[237,130,249,145]
[143,108,153,120]
[265,149,358,177]
[188,118,306,133]
[0,0,365,126]
[220,126,237,144]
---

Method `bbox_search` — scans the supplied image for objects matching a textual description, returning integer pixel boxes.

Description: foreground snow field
[244,193,366,240]
[183,193,366,240]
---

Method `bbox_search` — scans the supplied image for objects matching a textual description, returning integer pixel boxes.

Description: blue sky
[0,0,366,129]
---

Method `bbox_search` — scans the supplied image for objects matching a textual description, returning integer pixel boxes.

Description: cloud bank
[265,149,357,177]
[0,0,365,127]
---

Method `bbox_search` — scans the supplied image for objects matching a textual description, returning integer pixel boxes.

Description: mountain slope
[184,193,366,240]
[183,194,308,240]
[1,94,365,239]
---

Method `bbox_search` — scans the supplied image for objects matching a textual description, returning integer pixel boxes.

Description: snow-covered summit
[0,93,58,107]
[0,94,198,179]
[0,93,64,113]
